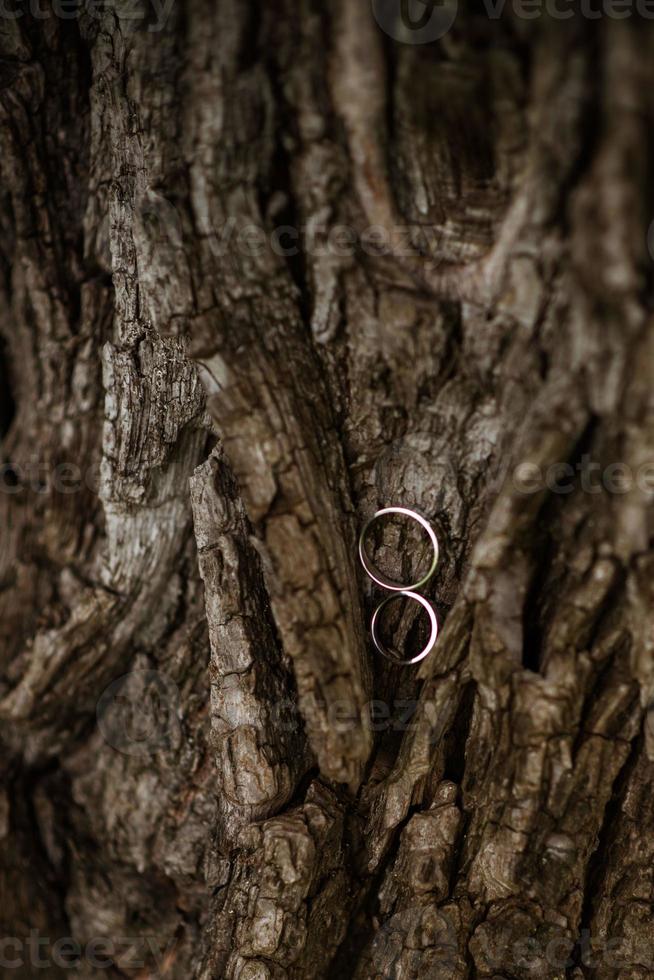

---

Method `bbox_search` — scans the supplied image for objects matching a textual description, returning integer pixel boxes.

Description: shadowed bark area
[0,3,653,978]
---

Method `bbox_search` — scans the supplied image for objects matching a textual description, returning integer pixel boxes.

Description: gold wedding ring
[370,590,438,665]
[358,506,439,591]
[359,507,440,666]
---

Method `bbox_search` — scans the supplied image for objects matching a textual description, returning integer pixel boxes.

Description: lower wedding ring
[370,590,438,665]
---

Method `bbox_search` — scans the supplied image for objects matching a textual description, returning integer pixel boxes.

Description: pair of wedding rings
[358,507,439,665]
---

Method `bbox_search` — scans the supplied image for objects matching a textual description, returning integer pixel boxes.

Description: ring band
[358,507,439,591]
[370,590,438,665]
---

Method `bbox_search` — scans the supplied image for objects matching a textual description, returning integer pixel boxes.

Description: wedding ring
[370,590,438,665]
[358,507,439,591]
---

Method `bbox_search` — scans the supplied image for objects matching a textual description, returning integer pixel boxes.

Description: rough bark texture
[1,3,653,978]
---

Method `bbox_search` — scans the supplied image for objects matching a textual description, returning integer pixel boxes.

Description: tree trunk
[1,3,653,977]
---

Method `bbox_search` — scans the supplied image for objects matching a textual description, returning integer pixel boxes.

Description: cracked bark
[1,4,653,979]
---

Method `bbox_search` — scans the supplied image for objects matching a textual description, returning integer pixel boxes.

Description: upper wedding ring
[358,506,439,591]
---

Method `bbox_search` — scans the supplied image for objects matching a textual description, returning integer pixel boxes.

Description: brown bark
[1,3,653,978]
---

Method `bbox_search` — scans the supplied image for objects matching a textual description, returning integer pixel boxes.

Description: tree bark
[1,3,653,978]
